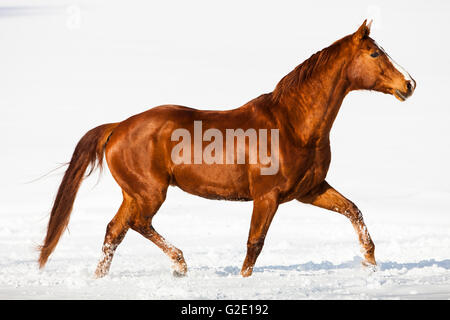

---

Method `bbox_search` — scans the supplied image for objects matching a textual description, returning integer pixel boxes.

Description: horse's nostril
[406,81,412,92]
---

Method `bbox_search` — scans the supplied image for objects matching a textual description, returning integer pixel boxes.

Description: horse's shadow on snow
[214,257,450,277]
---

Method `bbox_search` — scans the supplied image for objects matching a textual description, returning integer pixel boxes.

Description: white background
[0,0,449,299]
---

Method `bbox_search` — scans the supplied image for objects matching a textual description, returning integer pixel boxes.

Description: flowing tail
[38,122,119,268]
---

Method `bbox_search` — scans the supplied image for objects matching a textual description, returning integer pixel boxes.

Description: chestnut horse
[39,20,415,278]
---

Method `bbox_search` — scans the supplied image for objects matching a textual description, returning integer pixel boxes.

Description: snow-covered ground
[2,187,450,299]
[1,0,449,299]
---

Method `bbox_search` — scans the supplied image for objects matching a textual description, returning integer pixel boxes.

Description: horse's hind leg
[94,192,134,278]
[130,189,188,277]
[134,224,188,277]
[298,180,376,267]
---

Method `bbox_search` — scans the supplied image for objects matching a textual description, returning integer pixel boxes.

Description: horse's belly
[171,164,252,201]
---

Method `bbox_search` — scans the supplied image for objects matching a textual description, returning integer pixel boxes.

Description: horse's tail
[38,122,119,268]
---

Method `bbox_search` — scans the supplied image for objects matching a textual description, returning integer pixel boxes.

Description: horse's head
[346,20,416,101]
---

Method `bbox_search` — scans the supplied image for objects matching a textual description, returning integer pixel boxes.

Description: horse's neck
[274,62,350,146]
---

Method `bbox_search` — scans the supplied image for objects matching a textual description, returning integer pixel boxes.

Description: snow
[1,0,450,299]
[1,186,449,299]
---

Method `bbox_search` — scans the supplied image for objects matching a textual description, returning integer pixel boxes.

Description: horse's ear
[353,19,371,41]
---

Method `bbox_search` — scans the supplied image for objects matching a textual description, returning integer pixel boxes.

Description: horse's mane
[272,37,346,101]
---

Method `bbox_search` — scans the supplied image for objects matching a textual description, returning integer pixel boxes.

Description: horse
[38,20,415,278]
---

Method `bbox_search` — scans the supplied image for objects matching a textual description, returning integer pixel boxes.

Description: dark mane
[272,37,347,101]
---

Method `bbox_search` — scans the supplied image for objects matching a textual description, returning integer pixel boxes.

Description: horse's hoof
[172,262,187,277]
[240,267,253,278]
[173,270,187,278]
[361,260,378,272]
[94,271,107,279]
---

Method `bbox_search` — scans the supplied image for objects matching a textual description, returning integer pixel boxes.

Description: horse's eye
[371,51,380,58]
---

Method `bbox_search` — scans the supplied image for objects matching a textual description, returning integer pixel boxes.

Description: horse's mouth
[394,89,408,101]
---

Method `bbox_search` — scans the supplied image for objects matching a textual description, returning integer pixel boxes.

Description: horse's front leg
[241,191,279,277]
[298,181,376,267]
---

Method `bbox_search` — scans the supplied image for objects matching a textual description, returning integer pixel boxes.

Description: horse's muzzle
[395,78,416,101]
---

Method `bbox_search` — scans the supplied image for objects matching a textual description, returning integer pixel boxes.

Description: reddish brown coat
[39,20,415,277]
